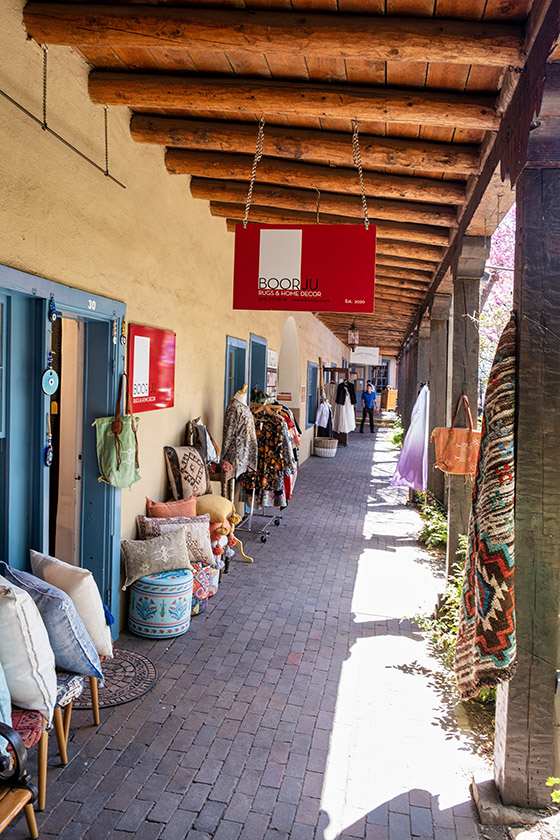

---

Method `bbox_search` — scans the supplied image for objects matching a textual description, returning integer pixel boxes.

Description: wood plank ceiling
[23,0,537,356]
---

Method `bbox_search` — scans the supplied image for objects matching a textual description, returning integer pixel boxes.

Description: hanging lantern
[348,318,359,351]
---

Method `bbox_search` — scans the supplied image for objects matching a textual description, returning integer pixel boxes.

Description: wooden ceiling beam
[131,116,480,177]
[211,203,449,246]
[376,240,442,262]
[169,151,466,206]
[90,73,500,131]
[375,267,433,284]
[375,255,437,272]
[190,178,458,228]
[25,4,524,67]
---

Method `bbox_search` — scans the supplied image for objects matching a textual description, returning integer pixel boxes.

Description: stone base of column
[471,779,550,827]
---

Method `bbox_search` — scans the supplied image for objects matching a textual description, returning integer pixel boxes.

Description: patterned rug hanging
[455,313,517,700]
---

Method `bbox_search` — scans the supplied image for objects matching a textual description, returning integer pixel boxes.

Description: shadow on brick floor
[4,429,494,840]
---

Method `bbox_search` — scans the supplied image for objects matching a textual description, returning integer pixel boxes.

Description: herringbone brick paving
[5,427,496,840]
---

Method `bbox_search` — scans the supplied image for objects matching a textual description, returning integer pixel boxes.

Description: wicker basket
[313,438,338,458]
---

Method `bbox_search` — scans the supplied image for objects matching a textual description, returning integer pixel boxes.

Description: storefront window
[225,336,247,409]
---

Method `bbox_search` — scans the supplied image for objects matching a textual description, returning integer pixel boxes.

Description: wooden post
[427,293,452,503]
[446,236,486,576]
[417,317,430,391]
[494,64,560,807]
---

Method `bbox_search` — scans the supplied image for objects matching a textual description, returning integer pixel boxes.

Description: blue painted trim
[0,265,125,637]
[249,333,267,397]
[224,335,248,413]
[306,362,319,429]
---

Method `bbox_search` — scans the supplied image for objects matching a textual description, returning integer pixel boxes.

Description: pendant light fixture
[347,318,359,351]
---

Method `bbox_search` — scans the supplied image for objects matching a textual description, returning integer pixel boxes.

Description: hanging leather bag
[93,373,141,488]
[430,395,481,476]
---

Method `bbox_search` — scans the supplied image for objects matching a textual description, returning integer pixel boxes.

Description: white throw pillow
[0,576,57,724]
[30,551,113,658]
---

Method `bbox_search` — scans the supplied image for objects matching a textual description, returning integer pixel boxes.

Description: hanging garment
[315,400,333,438]
[390,384,430,491]
[222,397,258,479]
[455,314,516,700]
[333,382,357,434]
[240,412,296,509]
[335,380,357,406]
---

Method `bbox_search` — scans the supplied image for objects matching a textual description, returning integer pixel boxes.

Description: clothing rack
[236,415,283,543]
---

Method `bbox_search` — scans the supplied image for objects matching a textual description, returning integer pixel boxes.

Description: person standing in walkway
[360,383,377,433]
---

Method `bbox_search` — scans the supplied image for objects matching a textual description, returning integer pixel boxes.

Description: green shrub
[417,495,447,550]
[390,417,405,448]
[546,778,560,803]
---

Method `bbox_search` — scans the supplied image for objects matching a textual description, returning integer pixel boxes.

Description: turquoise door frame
[224,336,248,412]
[0,264,126,634]
[249,333,267,397]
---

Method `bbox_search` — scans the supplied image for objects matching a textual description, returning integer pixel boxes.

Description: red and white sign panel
[128,324,176,413]
[233,224,376,313]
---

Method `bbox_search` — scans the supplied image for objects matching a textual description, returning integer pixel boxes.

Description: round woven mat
[73,648,158,710]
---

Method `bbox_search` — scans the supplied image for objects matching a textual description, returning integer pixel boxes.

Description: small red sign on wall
[233,224,376,313]
[128,324,176,413]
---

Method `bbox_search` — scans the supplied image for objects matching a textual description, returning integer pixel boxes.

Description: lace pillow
[137,513,215,568]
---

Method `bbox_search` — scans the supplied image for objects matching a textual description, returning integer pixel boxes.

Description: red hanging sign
[233,224,376,313]
[127,324,176,413]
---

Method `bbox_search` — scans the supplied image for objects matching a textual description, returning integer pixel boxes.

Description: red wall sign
[128,324,176,413]
[233,224,376,313]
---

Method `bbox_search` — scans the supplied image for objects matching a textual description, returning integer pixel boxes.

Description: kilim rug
[73,648,157,709]
[455,314,517,700]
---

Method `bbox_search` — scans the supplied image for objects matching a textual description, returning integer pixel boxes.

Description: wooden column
[427,293,452,503]
[494,65,560,807]
[399,335,419,431]
[446,236,486,576]
[417,317,430,391]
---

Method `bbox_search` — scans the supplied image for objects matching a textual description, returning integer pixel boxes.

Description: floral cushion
[56,672,84,707]
[11,708,46,749]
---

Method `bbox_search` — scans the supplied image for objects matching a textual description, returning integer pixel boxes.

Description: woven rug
[73,648,157,710]
[455,314,517,700]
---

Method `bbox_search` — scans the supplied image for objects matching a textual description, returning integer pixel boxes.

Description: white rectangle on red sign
[259,229,302,285]
[233,224,375,313]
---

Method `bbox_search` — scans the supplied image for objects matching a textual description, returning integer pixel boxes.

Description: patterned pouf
[191,563,211,615]
[207,566,220,598]
[128,569,193,638]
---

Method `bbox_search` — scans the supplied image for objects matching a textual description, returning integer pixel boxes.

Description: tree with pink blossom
[478,204,515,408]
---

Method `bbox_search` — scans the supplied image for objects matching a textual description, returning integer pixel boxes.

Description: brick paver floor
[6,426,498,840]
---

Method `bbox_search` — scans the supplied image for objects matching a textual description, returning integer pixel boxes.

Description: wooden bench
[0,723,38,839]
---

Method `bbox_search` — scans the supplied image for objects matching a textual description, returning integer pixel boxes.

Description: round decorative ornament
[41,368,59,395]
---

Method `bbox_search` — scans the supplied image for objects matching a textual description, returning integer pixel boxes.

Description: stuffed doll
[195,495,253,564]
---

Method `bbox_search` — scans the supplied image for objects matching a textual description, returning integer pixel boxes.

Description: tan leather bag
[430,395,481,475]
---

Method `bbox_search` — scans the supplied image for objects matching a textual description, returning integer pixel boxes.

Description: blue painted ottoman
[128,569,193,638]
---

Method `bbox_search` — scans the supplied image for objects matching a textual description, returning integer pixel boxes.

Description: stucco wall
[0,0,347,539]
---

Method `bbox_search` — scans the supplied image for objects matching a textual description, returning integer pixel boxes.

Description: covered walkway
[8,428,494,840]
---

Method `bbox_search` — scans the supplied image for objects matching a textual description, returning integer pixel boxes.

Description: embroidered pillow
[0,562,103,680]
[30,550,113,659]
[0,576,57,725]
[164,446,212,500]
[137,513,215,568]
[146,494,197,518]
[121,528,193,589]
